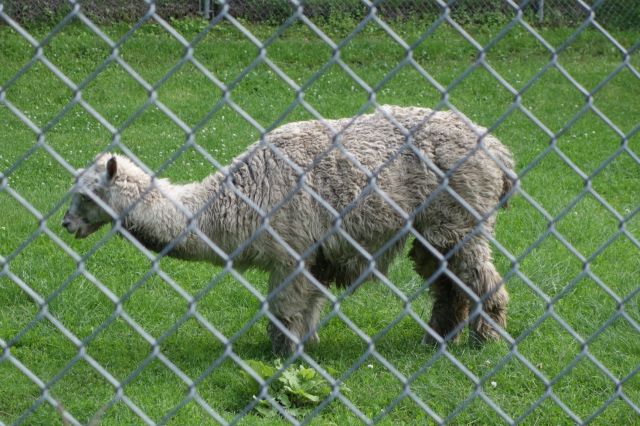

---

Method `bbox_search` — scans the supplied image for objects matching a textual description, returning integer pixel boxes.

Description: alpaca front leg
[267,313,305,356]
[267,271,324,356]
[421,278,470,345]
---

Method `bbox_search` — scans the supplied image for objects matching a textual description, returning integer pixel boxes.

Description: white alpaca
[62,105,515,355]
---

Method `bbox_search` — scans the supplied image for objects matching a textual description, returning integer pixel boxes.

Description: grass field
[1,15,639,425]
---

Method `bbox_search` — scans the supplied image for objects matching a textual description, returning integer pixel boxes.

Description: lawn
[0,12,639,425]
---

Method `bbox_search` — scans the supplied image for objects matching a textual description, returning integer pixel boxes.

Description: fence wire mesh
[1,0,639,425]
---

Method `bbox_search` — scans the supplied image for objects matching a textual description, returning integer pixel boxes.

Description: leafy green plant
[240,359,349,418]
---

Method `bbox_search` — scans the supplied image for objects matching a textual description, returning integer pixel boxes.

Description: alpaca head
[62,154,118,239]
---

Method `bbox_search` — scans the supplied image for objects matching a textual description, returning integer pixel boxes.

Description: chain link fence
[1,0,639,424]
[2,0,640,29]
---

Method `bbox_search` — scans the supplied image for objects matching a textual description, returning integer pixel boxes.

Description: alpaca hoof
[270,331,318,355]
[470,310,506,346]
[268,322,296,356]
[422,331,462,346]
[421,332,440,346]
[469,327,501,347]
[272,341,296,357]
[307,331,320,345]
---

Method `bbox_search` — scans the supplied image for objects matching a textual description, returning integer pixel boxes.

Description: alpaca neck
[110,172,228,263]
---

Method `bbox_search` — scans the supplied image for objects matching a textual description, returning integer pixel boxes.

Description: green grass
[1,16,639,425]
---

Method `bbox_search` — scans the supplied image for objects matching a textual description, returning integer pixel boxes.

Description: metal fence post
[201,0,212,20]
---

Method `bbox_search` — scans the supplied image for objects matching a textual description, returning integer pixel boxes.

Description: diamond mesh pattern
[1,0,638,425]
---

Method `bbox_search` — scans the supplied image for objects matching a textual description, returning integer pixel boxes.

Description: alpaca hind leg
[267,271,326,356]
[422,278,470,345]
[448,238,508,345]
[300,290,326,345]
[409,240,469,345]
[469,263,508,345]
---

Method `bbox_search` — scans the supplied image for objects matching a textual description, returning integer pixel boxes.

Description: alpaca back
[213,106,513,281]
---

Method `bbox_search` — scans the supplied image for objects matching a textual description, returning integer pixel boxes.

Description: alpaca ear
[106,157,117,181]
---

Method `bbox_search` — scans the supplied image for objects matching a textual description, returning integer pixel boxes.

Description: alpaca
[62,105,516,355]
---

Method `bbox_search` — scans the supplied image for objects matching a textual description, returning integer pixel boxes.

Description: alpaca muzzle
[61,211,96,239]
[61,212,75,232]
